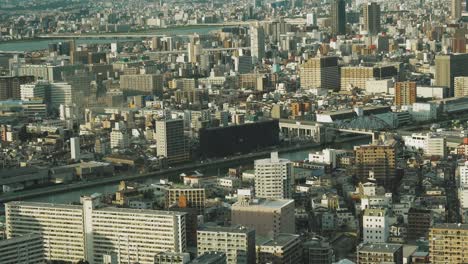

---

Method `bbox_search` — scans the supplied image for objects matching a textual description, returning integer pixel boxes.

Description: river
[26,137,370,204]
[0,26,223,52]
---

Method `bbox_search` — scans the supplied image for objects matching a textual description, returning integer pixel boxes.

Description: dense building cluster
[2,0,468,263]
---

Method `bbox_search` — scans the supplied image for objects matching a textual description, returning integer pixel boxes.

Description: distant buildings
[435,54,468,96]
[254,152,293,199]
[331,0,346,35]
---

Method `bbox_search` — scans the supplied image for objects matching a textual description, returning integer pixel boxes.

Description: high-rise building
[110,123,129,150]
[250,23,265,63]
[5,202,86,262]
[362,208,389,243]
[254,152,294,199]
[394,81,417,106]
[0,76,35,100]
[354,142,397,189]
[331,0,346,35]
[70,137,80,161]
[451,29,466,53]
[120,74,163,96]
[454,76,468,97]
[357,243,403,264]
[0,234,44,264]
[407,208,432,240]
[50,82,73,108]
[6,196,187,264]
[299,57,339,90]
[429,223,468,263]
[341,65,398,91]
[363,2,381,35]
[231,198,295,237]
[197,225,256,264]
[452,0,462,20]
[435,54,468,96]
[156,119,189,164]
[256,234,302,264]
[20,81,50,102]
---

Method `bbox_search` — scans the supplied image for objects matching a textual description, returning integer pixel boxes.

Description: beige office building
[454,76,468,97]
[340,67,374,91]
[435,54,468,96]
[231,198,295,238]
[120,74,163,95]
[254,152,294,199]
[166,186,206,212]
[299,57,339,90]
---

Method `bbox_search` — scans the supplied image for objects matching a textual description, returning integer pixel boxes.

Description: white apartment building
[308,148,338,168]
[362,208,389,243]
[20,81,49,101]
[403,133,446,157]
[0,233,44,264]
[458,161,468,187]
[254,152,293,199]
[110,123,129,150]
[5,202,86,262]
[197,225,255,264]
[71,137,80,160]
[5,196,187,264]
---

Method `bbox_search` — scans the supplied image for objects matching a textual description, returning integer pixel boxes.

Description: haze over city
[1,0,468,263]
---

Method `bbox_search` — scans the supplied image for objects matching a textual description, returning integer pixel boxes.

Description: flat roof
[257,233,299,247]
[198,224,253,234]
[358,243,402,253]
[233,198,294,209]
[6,201,82,210]
[432,223,468,230]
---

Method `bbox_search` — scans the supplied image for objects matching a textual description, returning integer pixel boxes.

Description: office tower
[119,74,163,96]
[363,2,381,35]
[407,208,432,240]
[394,81,416,106]
[357,243,403,264]
[70,137,80,161]
[341,65,398,91]
[354,142,397,189]
[256,234,302,264]
[156,119,189,164]
[6,197,187,264]
[0,76,35,100]
[254,152,293,199]
[452,0,462,20]
[331,0,346,35]
[250,23,265,63]
[236,55,253,74]
[5,202,86,262]
[451,29,466,53]
[299,57,339,90]
[20,81,49,102]
[110,122,129,150]
[302,237,335,264]
[429,223,468,263]
[0,234,44,264]
[454,76,468,97]
[197,225,256,264]
[231,198,295,237]
[166,186,206,213]
[362,208,389,243]
[435,54,468,96]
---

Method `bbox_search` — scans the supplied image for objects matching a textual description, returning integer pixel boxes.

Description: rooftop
[358,243,402,253]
